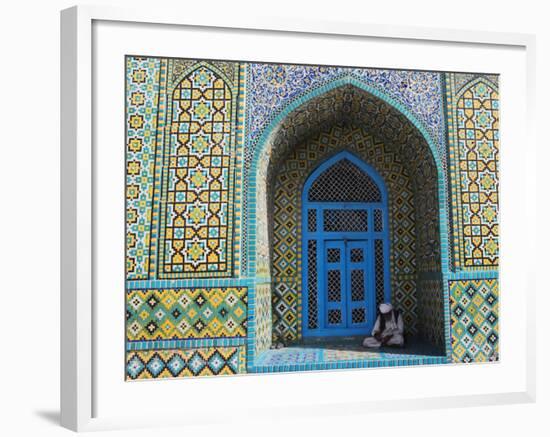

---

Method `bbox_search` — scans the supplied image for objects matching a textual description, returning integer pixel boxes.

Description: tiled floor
[250,337,447,373]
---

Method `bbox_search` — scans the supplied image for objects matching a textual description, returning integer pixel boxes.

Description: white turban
[379,303,393,314]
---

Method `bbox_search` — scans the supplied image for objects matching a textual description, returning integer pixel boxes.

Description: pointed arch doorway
[302,151,390,338]
[247,82,450,372]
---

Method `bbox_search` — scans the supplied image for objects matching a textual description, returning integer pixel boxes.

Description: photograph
[124,57,500,379]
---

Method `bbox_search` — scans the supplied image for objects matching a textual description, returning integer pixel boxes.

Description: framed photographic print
[61,5,536,432]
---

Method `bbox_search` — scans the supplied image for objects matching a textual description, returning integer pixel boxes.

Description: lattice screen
[308,159,381,202]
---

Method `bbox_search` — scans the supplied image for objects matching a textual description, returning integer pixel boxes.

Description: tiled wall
[444,73,500,362]
[125,57,249,380]
[449,279,499,362]
[126,347,246,379]
[126,287,247,342]
[446,74,500,269]
[253,282,272,356]
[125,56,161,280]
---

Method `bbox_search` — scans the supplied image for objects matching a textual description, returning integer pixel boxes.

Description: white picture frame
[60,5,537,432]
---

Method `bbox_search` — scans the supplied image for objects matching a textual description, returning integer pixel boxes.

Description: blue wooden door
[302,151,391,338]
[323,239,374,335]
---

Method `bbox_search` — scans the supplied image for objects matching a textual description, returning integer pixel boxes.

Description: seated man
[362,303,404,348]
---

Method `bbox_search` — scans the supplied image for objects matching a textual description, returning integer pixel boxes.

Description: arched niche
[248,81,450,364]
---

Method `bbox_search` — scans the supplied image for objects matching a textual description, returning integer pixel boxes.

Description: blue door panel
[324,240,346,329]
[346,240,372,329]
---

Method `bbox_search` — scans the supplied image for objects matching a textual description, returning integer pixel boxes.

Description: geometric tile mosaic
[254,283,272,355]
[157,63,241,277]
[446,74,500,269]
[450,279,499,363]
[417,277,446,348]
[126,287,247,341]
[125,56,161,280]
[246,65,445,153]
[125,57,245,281]
[272,279,300,341]
[126,346,246,380]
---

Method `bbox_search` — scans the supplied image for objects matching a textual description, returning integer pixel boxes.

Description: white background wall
[0,0,546,435]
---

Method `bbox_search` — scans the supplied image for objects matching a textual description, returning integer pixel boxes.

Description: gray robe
[363,310,404,348]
